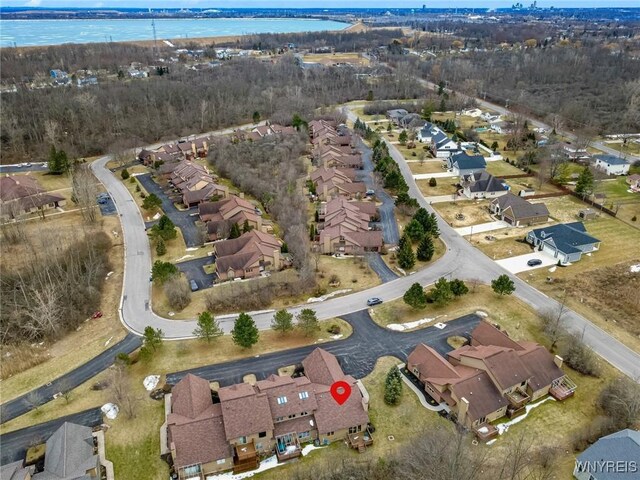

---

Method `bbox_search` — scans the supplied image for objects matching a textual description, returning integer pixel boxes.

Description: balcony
[347,427,374,453]
[275,433,302,462]
[550,376,577,401]
[506,387,530,409]
[233,442,259,474]
[473,423,498,442]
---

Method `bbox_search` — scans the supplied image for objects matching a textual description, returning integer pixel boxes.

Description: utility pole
[151,19,158,58]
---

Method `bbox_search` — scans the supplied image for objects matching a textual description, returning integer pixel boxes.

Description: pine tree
[492,275,516,296]
[404,219,425,242]
[143,326,163,352]
[297,309,320,337]
[397,234,416,270]
[399,130,408,145]
[416,235,435,262]
[450,279,469,296]
[575,167,594,197]
[242,219,252,233]
[229,222,241,239]
[403,282,427,309]
[155,237,167,256]
[384,366,403,406]
[271,309,294,334]
[232,313,259,348]
[193,311,223,342]
[430,277,453,306]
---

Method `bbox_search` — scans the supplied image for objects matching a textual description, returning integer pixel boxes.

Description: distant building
[77,77,98,87]
[0,175,66,219]
[449,152,487,176]
[594,155,630,176]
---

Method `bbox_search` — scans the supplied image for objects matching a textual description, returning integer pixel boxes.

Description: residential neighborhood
[1,10,640,480]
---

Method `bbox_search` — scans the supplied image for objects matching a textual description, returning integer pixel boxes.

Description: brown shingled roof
[450,372,508,423]
[312,381,369,434]
[471,321,524,351]
[302,348,345,386]
[171,373,213,419]
[219,384,274,440]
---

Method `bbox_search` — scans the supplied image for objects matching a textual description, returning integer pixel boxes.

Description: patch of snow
[630,264,640,273]
[106,271,114,278]
[307,289,352,303]
[477,426,489,434]
[387,317,437,331]
[186,247,199,251]
[152,212,162,220]
[496,396,555,435]
[104,336,113,347]
[330,334,343,340]
[434,322,447,330]
[475,310,488,318]
[101,403,119,420]
[168,312,175,317]
[548,266,557,273]
[301,444,326,456]
[395,267,407,276]
[143,375,160,391]
[486,439,497,445]
[175,254,194,262]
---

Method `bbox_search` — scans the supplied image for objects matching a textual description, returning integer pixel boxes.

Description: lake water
[0,18,350,47]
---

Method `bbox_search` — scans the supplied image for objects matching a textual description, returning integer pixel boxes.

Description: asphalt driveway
[366,252,398,283]
[354,138,400,245]
[0,408,103,464]
[166,310,481,386]
[136,173,201,247]
[176,256,217,290]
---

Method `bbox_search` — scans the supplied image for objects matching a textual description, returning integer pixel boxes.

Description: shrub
[560,334,601,377]
[164,275,192,311]
[327,324,341,335]
[384,366,403,406]
[121,168,130,180]
[429,177,437,187]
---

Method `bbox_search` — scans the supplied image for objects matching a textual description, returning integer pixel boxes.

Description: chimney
[458,397,470,425]
[273,248,280,271]
[553,355,563,369]
[238,192,244,199]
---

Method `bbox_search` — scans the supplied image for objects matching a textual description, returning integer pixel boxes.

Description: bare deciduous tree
[71,163,100,223]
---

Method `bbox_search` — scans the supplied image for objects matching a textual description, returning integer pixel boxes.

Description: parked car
[366,297,383,306]
[91,311,103,319]
[365,189,375,196]
[190,279,199,291]
[527,259,543,267]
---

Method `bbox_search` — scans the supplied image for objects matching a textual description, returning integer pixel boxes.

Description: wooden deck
[473,423,499,442]
[550,376,577,401]
[233,442,259,474]
[347,428,374,453]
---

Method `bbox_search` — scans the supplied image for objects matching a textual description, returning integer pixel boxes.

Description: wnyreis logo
[575,460,638,474]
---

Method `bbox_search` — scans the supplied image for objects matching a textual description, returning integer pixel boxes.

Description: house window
[259,431,267,438]
[277,396,288,405]
[300,411,308,416]
[288,414,296,419]
[256,443,262,450]
[275,417,284,422]
[348,425,362,434]
[239,436,247,444]
[326,431,334,436]
[298,431,310,439]
[216,459,226,465]
[478,416,487,425]
[299,391,309,400]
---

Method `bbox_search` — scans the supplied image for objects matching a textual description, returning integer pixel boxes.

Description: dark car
[527,259,543,267]
[189,279,199,292]
[366,297,383,307]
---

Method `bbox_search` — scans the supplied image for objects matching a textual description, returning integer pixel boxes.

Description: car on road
[527,259,543,267]
[190,279,199,292]
[366,297,383,306]
[366,189,375,196]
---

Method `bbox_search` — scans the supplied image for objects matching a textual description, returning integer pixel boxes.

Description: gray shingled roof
[33,422,98,480]
[576,429,640,480]
[529,222,600,255]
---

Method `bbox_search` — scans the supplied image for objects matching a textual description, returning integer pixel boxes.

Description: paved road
[354,138,400,245]
[0,334,142,424]
[136,173,201,247]
[176,256,216,290]
[366,252,398,283]
[167,311,481,386]
[0,163,48,173]
[0,408,103,465]
[90,116,640,381]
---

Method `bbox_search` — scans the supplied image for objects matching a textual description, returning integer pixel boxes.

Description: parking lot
[176,256,217,290]
[496,251,560,274]
[96,192,117,216]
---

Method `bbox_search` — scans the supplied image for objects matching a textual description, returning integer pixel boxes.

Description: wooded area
[0,55,421,163]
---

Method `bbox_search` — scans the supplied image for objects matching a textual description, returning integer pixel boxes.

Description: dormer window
[299,391,309,400]
[277,396,288,405]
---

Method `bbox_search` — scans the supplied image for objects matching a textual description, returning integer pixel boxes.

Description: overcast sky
[3,1,640,9]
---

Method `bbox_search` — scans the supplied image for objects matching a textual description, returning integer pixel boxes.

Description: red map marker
[330,380,351,405]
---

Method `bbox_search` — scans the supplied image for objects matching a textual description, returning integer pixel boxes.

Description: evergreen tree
[297,308,320,337]
[309,223,316,241]
[229,222,241,239]
[575,166,594,197]
[143,326,164,351]
[416,235,435,262]
[232,313,259,348]
[430,277,453,306]
[151,260,178,284]
[398,130,408,145]
[404,219,425,242]
[142,193,162,210]
[121,168,130,180]
[271,309,294,334]
[193,311,223,342]
[252,111,261,123]
[413,208,439,237]
[429,177,437,187]
[242,219,253,233]
[152,215,177,240]
[403,282,427,309]
[492,275,516,296]
[384,366,403,406]
[397,234,416,270]
[155,237,167,256]
[48,146,70,174]
[450,279,469,296]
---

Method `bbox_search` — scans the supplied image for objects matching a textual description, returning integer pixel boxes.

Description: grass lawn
[416,178,458,197]
[504,178,565,196]
[383,236,446,275]
[592,178,640,228]
[408,160,447,175]
[602,140,640,156]
[475,232,533,260]
[27,171,73,192]
[518,215,640,352]
[485,160,528,177]
[1,214,127,401]
[432,200,494,227]
[303,52,369,66]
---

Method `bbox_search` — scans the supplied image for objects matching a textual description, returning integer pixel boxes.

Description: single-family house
[490,193,549,226]
[32,422,101,479]
[526,222,600,264]
[573,429,640,480]
[169,161,228,207]
[399,113,425,129]
[462,108,483,117]
[0,175,66,220]
[433,133,461,158]
[459,171,510,199]
[594,155,630,176]
[489,121,513,135]
[386,109,409,126]
[449,152,487,176]
[407,321,574,441]
[562,144,589,160]
[164,348,371,476]
[316,198,382,254]
[213,230,282,281]
[199,196,262,241]
[626,174,640,192]
[310,167,365,200]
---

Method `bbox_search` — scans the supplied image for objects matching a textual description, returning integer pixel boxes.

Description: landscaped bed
[432,200,494,228]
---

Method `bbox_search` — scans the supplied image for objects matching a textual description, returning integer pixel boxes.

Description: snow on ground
[101,403,119,419]
[307,289,352,303]
[143,375,160,391]
[495,396,555,435]
[631,264,640,273]
[186,247,199,251]
[176,254,195,262]
[387,317,438,331]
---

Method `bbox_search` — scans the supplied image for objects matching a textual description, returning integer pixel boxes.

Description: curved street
[89,113,640,381]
